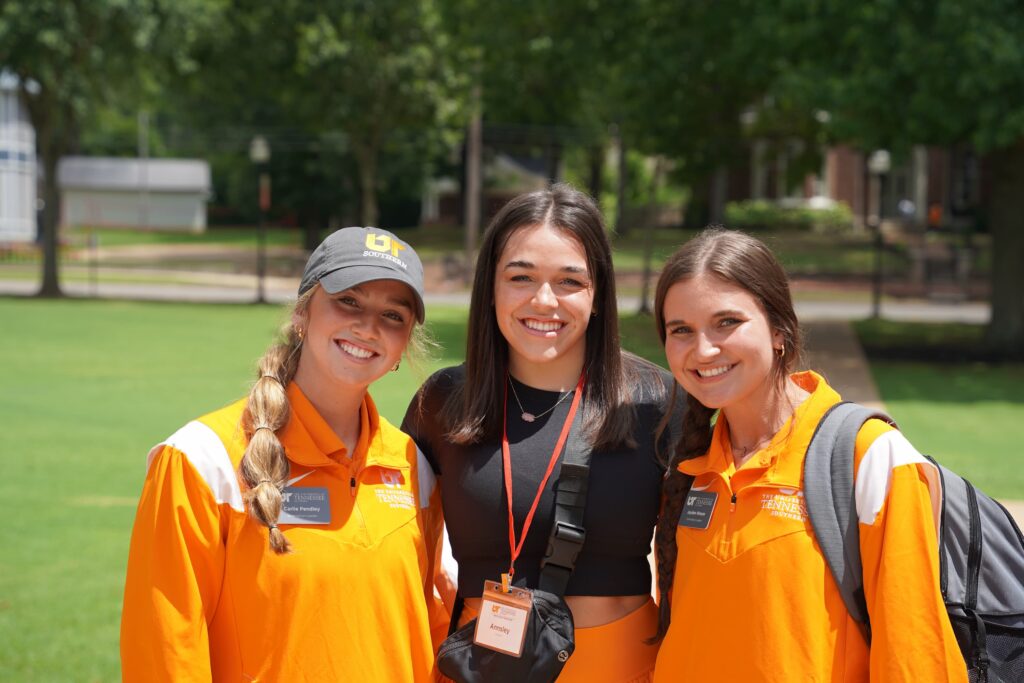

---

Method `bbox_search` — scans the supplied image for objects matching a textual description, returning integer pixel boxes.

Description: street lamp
[249,135,271,304]
[866,150,890,319]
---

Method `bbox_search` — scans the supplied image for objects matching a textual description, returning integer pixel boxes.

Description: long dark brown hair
[443,183,642,450]
[650,227,803,640]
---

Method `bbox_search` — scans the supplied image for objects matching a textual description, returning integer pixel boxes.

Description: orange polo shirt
[654,371,966,682]
[121,383,444,682]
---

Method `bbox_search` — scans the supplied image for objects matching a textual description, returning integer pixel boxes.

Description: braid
[649,395,717,642]
[238,298,309,554]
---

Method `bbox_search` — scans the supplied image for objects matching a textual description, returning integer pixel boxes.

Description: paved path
[0,277,994,323]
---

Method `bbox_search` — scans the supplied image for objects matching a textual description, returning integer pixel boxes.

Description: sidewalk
[802,319,1024,527]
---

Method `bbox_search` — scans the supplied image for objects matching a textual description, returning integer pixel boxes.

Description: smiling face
[661,272,784,411]
[293,280,415,398]
[493,222,595,387]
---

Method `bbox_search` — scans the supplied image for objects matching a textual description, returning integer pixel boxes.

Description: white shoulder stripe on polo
[147,421,245,512]
[416,447,436,509]
[855,429,941,531]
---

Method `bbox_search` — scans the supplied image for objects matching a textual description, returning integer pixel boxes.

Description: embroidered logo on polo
[760,487,808,522]
[373,468,415,510]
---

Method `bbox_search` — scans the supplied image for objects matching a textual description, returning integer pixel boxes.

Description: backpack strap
[538,414,591,596]
[803,401,896,644]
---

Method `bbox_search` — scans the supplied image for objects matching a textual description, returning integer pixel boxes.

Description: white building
[0,71,37,242]
[58,157,211,232]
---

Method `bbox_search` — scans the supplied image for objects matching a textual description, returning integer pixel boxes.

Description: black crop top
[402,361,683,598]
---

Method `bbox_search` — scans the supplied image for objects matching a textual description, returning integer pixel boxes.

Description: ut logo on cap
[365,233,406,257]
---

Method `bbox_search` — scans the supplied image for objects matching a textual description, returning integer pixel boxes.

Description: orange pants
[439,598,658,683]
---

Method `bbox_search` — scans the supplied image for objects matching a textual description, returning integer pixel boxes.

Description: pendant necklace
[508,376,574,423]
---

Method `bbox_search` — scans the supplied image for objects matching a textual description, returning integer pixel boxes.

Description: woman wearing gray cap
[121,227,445,682]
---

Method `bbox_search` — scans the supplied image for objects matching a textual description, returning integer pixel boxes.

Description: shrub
[725,199,854,233]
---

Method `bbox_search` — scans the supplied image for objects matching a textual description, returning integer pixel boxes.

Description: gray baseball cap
[299,227,425,323]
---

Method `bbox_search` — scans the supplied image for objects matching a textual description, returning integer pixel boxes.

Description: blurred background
[1,0,1023,680]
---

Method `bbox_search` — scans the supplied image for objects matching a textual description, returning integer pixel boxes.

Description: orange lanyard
[500,373,586,589]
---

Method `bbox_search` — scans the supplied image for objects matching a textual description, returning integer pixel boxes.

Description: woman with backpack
[650,227,966,681]
[120,227,445,682]
[403,184,681,682]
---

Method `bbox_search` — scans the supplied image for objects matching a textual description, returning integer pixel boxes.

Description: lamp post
[249,135,271,304]
[866,150,890,319]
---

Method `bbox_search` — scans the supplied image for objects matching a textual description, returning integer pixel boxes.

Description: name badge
[474,580,532,657]
[678,489,718,530]
[278,487,331,525]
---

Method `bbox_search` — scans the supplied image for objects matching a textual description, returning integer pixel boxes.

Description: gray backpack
[804,402,1024,683]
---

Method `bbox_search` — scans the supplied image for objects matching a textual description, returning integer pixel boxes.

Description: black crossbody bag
[436,419,591,683]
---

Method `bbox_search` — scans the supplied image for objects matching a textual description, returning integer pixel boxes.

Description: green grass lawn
[853,319,1024,499]
[863,361,1024,500]
[0,298,471,681]
[1,297,1019,680]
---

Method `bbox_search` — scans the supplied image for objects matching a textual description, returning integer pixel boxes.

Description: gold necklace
[508,379,573,423]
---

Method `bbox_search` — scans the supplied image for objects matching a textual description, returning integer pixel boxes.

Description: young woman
[650,227,966,681]
[121,227,445,682]
[404,184,681,682]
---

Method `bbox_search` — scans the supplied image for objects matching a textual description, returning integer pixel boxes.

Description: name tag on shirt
[278,487,331,525]
[474,580,532,657]
[678,490,718,530]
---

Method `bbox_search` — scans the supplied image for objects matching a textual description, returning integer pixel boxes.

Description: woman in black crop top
[403,183,683,682]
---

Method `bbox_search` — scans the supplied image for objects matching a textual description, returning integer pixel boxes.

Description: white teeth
[524,319,563,332]
[696,365,732,378]
[339,341,374,359]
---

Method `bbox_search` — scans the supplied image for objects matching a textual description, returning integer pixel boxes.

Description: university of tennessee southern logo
[380,469,403,488]
[760,488,808,522]
[374,468,415,510]
[364,233,407,257]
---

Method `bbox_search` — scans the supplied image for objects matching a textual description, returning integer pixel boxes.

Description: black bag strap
[803,401,896,644]
[538,413,592,595]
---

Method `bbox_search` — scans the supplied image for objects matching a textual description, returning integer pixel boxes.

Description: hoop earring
[392,360,401,372]
[775,345,785,358]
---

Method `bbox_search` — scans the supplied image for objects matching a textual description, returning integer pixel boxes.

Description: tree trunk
[984,141,1024,356]
[545,142,561,184]
[38,137,63,298]
[464,84,483,284]
[709,165,728,225]
[353,144,379,228]
[587,144,604,202]
[638,157,666,315]
[615,130,628,235]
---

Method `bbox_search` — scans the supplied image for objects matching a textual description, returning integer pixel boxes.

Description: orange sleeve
[120,446,227,682]
[855,426,967,682]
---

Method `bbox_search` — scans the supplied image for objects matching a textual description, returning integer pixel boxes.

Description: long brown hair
[443,183,642,450]
[650,227,803,640]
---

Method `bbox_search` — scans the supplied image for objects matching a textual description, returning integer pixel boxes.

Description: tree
[292,0,464,227]
[170,0,464,229]
[0,0,216,297]
[0,3,131,294]
[803,0,1024,354]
